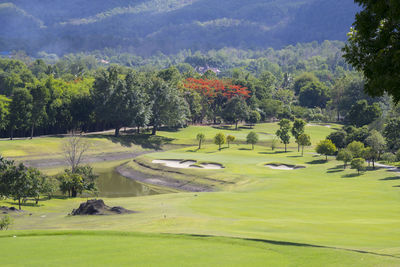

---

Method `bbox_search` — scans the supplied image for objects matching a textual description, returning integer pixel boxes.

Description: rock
[71,199,135,216]
[0,206,23,213]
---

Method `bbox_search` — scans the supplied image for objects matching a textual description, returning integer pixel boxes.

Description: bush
[0,215,13,230]
[382,152,396,163]
[396,149,400,162]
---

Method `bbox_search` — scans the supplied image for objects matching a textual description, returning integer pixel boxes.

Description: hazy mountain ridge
[0,0,359,55]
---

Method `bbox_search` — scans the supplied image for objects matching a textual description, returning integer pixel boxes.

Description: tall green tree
[298,80,329,108]
[291,118,306,152]
[346,100,381,127]
[29,83,50,139]
[297,133,311,156]
[214,133,226,151]
[343,1,400,102]
[222,96,249,130]
[149,78,189,135]
[383,118,400,152]
[336,149,353,169]
[8,88,33,140]
[365,130,385,166]
[246,132,259,150]
[196,133,205,149]
[316,139,337,161]
[276,119,291,152]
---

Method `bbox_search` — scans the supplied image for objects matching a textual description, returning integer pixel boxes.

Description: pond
[95,169,160,198]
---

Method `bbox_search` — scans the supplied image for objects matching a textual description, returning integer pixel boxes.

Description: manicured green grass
[0,231,399,267]
[0,136,138,158]
[2,123,400,265]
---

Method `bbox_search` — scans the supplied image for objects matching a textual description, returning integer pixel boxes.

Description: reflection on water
[96,169,159,198]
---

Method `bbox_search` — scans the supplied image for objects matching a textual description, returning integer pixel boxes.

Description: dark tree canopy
[344,1,400,102]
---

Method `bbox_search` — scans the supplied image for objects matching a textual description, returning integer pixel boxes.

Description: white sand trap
[307,123,331,128]
[200,163,224,169]
[265,164,305,170]
[153,160,223,169]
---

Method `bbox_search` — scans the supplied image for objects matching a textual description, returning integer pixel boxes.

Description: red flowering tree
[183,78,250,123]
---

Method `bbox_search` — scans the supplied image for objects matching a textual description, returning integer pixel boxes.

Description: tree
[327,130,347,149]
[222,96,249,130]
[214,133,226,151]
[92,68,150,137]
[346,100,381,127]
[227,135,235,148]
[29,83,49,139]
[246,132,258,150]
[293,72,318,95]
[0,96,10,132]
[8,88,32,140]
[2,163,37,210]
[316,139,337,161]
[297,133,311,156]
[62,133,91,173]
[291,118,306,152]
[57,166,97,198]
[246,110,261,127]
[276,119,291,152]
[336,149,353,169]
[347,141,365,159]
[196,133,205,149]
[270,137,279,151]
[149,77,189,135]
[298,80,329,108]
[343,1,400,102]
[383,118,400,152]
[351,158,366,175]
[365,130,385,168]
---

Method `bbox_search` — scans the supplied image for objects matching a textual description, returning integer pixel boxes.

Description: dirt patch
[152,159,224,169]
[20,151,153,169]
[265,163,306,170]
[116,163,214,192]
[1,206,23,214]
[71,199,135,216]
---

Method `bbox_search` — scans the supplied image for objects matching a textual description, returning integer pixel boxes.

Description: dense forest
[0,41,398,148]
[0,0,359,55]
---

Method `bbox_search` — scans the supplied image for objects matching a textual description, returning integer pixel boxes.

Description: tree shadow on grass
[393,185,400,187]
[89,134,175,150]
[342,173,361,178]
[239,148,253,151]
[288,155,302,158]
[212,125,235,130]
[259,151,290,155]
[186,148,200,152]
[380,176,400,181]
[327,165,345,173]
[306,159,327,165]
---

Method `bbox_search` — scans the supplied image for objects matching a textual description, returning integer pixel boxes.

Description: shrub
[382,152,396,163]
[0,215,12,230]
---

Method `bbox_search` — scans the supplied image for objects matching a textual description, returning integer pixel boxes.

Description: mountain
[0,0,360,55]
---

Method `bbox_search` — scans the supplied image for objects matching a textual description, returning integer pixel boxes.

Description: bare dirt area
[116,163,214,192]
[20,151,153,169]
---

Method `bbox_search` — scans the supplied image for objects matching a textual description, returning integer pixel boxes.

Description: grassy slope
[1,123,400,265]
[1,231,399,267]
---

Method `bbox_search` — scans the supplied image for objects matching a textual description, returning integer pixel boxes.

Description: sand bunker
[152,159,223,169]
[265,163,305,170]
[307,124,331,128]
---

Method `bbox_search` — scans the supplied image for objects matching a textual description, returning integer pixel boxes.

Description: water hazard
[96,169,160,198]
